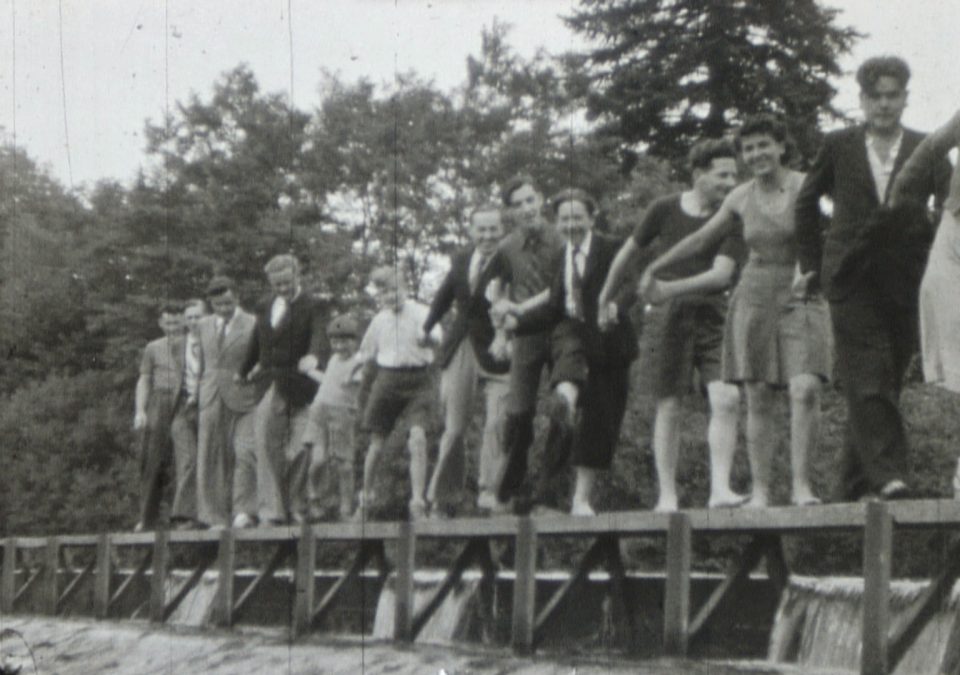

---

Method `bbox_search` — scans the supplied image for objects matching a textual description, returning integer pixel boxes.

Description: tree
[566,0,861,161]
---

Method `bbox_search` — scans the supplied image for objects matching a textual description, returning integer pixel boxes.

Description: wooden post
[150,528,169,623]
[42,537,60,615]
[1,538,16,613]
[211,527,236,627]
[862,501,893,675]
[393,520,416,643]
[664,512,691,656]
[94,533,112,619]
[292,522,316,637]
[511,517,538,655]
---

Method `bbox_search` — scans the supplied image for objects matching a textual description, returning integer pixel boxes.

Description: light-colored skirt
[722,262,833,386]
[920,209,960,392]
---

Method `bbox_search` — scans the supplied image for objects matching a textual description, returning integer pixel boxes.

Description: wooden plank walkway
[4,499,960,675]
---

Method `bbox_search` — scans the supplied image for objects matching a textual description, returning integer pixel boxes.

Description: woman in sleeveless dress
[642,115,832,507]
[890,108,960,497]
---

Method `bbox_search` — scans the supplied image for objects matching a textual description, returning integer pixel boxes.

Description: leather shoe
[232,513,256,529]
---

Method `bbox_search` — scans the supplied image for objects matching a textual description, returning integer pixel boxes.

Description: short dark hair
[158,301,182,317]
[688,138,737,172]
[857,56,910,94]
[548,188,597,217]
[205,275,236,297]
[500,173,539,206]
[735,114,788,152]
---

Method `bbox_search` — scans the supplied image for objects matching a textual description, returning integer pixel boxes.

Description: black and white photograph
[2,1,960,673]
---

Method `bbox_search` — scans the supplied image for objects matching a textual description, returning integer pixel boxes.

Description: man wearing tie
[169,298,207,528]
[423,203,511,515]
[504,189,638,515]
[196,276,261,528]
[242,255,329,525]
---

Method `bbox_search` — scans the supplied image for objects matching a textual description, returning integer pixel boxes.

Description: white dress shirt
[563,231,592,319]
[866,128,903,203]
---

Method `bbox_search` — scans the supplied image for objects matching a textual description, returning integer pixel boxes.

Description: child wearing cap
[301,314,365,520]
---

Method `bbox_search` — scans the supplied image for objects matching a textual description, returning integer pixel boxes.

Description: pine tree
[566,0,861,161]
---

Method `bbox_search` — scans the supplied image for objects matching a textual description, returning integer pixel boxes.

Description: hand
[416,326,433,347]
[597,302,618,332]
[791,267,817,300]
[298,354,318,374]
[490,298,516,327]
[502,313,518,332]
[133,411,147,430]
[644,279,668,305]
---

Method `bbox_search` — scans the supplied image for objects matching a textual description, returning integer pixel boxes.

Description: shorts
[304,403,357,463]
[362,367,436,436]
[647,296,726,399]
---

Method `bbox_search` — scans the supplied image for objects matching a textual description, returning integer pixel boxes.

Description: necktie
[570,246,584,320]
[217,318,227,350]
[191,340,203,376]
[470,252,489,294]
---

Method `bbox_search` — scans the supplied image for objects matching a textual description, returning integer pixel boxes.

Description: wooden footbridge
[4,500,960,675]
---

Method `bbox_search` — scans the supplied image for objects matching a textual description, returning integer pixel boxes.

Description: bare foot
[743,495,769,509]
[708,492,749,509]
[653,497,678,513]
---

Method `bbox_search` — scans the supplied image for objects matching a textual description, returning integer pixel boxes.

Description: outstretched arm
[640,200,737,294]
[891,109,960,209]
[597,238,640,307]
[647,254,736,304]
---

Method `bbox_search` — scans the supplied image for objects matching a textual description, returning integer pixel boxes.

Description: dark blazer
[242,292,330,409]
[517,233,638,367]
[423,246,509,375]
[795,125,949,303]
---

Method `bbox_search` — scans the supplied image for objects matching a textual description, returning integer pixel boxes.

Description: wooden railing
[4,500,960,675]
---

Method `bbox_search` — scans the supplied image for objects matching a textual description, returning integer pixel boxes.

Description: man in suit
[168,298,207,528]
[795,56,950,501]
[133,303,184,531]
[241,255,330,524]
[422,203,511,515]
[504,189,638,515]
[196,276,262,528]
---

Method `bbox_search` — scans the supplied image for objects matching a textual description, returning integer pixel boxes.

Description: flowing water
[768,575,956,673]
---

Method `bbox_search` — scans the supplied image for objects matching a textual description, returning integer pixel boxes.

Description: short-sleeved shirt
[359,300,441,368]
[313,352,363,410]
[494,224,565,303]
[139,336,183,392]
[633,194,746,282]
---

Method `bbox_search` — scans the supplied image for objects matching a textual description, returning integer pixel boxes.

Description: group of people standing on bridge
[131,54,960,531]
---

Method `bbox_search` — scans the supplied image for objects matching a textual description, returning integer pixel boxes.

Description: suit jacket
[423,246,509,375]
[198,309,262,413]
[517,233,638,368]
[242,292,331,409]
[795,125,949,303]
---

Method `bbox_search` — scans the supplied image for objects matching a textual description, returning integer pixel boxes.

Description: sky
[2,0,959,190]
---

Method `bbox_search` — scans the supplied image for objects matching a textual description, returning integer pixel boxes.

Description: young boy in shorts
[301,315,364,520]
[355,266,442,520]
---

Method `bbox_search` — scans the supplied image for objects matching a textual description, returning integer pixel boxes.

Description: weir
[4,500,960,674]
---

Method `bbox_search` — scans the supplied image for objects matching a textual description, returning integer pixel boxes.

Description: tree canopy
[566,0,861,161]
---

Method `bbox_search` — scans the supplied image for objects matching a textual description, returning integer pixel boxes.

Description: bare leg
[652,396,681,512]
[788,373,821,505]
[571,466,597,516]
[408,425,429,515]
[358,433,385,516]
[744,383,776,508]
[706,382,744,507]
